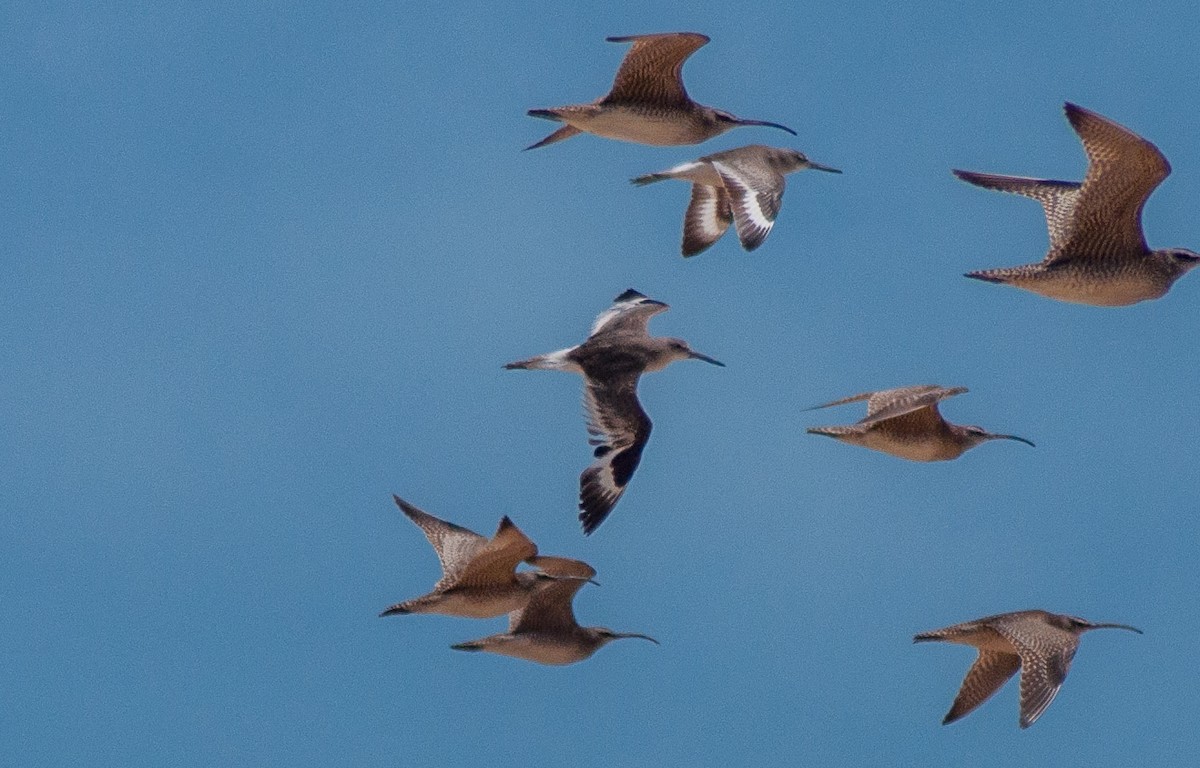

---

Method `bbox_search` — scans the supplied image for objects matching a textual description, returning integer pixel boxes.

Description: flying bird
[505,289,723,534]
[956,102,1199,305]
[805,385,1033,462]
[451,557,659,665]
[526,32,795,150]
[379,494,576,618]
[632,145,841,256]
[915,609,1142,728]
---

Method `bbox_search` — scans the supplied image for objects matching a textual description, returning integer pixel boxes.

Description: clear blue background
[3,2,1197,766]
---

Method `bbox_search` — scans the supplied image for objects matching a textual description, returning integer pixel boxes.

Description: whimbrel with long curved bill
[505,289,723,535]
[805,385,1034,462]
[451,558,659,665]
[379,494,579,619]
[956,102,1199,305]
[915,609,1142,728]
[632,145,841,256]
[526,32,795,150]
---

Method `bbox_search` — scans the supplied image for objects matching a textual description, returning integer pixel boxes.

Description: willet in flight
[915,609,1142,728]
[805,385,1033,462]
[379,494,577,619]
[957,102,1199,305]
[451,558,659,665]
[505,289,723,534]
[632,145,841,256]
[526,32,795,150]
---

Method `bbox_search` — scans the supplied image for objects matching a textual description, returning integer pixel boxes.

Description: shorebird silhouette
[957,102,1199,305]
[632,144,841,256]
[915,609,1141,728]
[805,385,1033,462]
[451,558,658,665]
[379,494,579,619]
[505,289,723,534]
[526,32,795,150]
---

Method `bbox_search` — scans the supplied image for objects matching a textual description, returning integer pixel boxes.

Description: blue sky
[3,2,1198,766]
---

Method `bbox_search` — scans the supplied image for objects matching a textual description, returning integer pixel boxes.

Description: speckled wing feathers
[603,33,709,107]
[859,385,967,426]
[1065,102,1169,257]
[393,495,488,588]
[944,651,1022,725]
[989,614,1080,728]
[508,574,590,633]
[952,171,1081,258]
[453,517,538,588]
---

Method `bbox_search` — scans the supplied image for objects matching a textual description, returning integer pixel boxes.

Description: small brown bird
[505,289,723,535]
[526,32,795,150]
[805,385,1033,462]
[915,610,1142,728]
[632,145,841,256]
[379,494,573,619]
[451,558,659,665]
[957,102,1199,305]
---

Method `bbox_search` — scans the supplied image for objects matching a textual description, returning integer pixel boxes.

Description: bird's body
[380,494,556,619]
[915,609,1141,728]
[957,102,1198,305]
[633,145,841,256]
[805,385,1033,462]
[526,33,795,150]
[505,289,722,534]
[451,558,658,665]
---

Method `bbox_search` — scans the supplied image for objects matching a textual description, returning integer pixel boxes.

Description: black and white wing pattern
[711,160,785,251]
[578,373,652,534]
[681,183,732,256]
[589,289,669,337]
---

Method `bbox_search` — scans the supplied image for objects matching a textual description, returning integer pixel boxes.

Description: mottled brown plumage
[805,385,1033,462]
[526,33,795,149]
[451,558,659,665]
[915,610,1141,728]
[958,102,1199,305]
[379,494,566,618]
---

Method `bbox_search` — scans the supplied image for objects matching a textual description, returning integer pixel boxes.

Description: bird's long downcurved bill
[991,433,1036,448]
[613,632,660,644]
[687,350,725,367]
[735,118,797,136]
[1089,623,1143,634]
[808,161,843,174]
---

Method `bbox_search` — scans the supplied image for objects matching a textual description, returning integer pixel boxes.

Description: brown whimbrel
[805,385,1034,462]
[450,558,659,665]
[915,610,1142,728]
[957,102,1199,305]
[632,145,841,256]
[505,289,723,535]
[379,494,575,619]
[526,32,795,150]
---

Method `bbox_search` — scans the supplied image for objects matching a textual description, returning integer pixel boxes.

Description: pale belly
[857,432,962,462]
[421,589,526,619]
[482,634,593,666]
[1015,264,1169,306]
[568,108,700,146]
